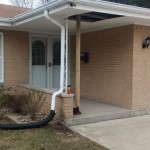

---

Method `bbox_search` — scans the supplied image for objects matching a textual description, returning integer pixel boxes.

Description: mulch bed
[0,108,46,124]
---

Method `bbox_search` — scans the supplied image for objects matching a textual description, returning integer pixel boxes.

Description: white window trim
[0,33,4,83]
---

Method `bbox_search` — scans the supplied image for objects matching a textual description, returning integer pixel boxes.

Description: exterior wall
[132,25,150,111]
[0,30,29,87]
[3,24,150,122]
[71,25,134,109]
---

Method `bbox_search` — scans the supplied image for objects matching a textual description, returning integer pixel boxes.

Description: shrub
[0,86,46,120]
[0,85,12,108]
[8,90,29,115]
[26,90,46,120]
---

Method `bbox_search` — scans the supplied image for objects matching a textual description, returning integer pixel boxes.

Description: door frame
[29,34,59,88]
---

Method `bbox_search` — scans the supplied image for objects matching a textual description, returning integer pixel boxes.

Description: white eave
[11,0,150,24]
[11,0,69,23]
[73,0,150,19]
[0,17,11,26]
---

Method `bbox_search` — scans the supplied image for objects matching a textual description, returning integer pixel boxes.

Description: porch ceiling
[12,15,150,35]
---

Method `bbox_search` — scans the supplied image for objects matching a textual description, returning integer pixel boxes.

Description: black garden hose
[0,110,55,130]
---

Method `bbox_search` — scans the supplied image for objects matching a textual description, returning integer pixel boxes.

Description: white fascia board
[13,14,44,26]
[13,5,69,26]
[11,0,69,24]
[0,23,12,27]
[1,0,150,28]
[0,0,70,27]
[0,18,12,27]
[72,0,150,20]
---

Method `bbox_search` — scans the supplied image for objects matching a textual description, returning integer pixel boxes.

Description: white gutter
[12,0,68,22]
[44,10,65,111]
[10,0,150,27]
[71,0,150,20]
[0,17,12,26]
[0,0,70,27]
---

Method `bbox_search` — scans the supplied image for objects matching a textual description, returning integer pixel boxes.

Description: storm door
[31,37,47,88]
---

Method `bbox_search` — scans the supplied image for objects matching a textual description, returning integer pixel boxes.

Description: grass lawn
[0,120,107,150]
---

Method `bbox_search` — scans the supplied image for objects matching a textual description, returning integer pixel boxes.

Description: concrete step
[73,110,149,126]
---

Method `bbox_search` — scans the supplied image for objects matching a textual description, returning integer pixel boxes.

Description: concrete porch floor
[72,99,148,125]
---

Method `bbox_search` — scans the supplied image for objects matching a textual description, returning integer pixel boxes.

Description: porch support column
[75,15,81,111]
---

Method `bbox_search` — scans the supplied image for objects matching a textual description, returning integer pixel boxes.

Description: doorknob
[48,62,53,67]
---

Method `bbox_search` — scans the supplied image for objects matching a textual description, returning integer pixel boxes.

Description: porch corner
[56,94,74,126]
[18,84,74,126]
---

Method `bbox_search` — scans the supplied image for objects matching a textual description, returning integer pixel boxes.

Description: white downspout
[65,18,68,92]
[44,10,65,111]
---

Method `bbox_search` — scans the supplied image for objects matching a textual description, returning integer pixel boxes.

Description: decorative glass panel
[32,40,46,65]
[53,41,60,65]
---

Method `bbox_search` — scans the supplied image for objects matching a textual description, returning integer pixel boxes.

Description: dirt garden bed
[0,108,46,124]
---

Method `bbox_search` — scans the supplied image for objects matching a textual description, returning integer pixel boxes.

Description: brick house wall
[132,25,150,111]
[2,24,150,116]
[0,30,29,87]
[71,25,134,109]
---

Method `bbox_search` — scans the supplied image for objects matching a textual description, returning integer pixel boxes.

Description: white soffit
[13,0,150,33]
[11,16,150,34]
[13,8,88,33]
[1,0,150,33]
[69,17,134,34]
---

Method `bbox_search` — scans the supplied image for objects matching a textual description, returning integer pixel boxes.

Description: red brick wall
[0,30,29,87]
[71,25,134,109]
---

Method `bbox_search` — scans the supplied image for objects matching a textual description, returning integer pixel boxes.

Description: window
[32,40,46,65]
[53,41,60,65]
[0,33,4,83]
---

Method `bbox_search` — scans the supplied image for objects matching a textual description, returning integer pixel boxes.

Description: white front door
[31,37,47,88]
[31,37,61,89]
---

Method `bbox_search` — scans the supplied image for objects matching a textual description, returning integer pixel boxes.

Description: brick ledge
[19,84,74,98]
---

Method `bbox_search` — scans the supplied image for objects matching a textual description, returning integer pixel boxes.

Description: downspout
[65,17,68,92]
[44,10,65,111]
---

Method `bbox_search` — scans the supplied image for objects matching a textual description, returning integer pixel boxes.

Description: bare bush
[25,89,46,120]
[0,85,12,108]
[0,86,46,120]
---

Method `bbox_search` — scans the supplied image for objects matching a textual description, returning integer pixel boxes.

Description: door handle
[48,62,53,67]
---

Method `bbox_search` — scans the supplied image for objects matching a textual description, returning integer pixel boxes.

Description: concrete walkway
[70,115,150,150]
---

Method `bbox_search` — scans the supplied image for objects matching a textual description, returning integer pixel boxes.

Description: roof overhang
[1,0,150,34]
